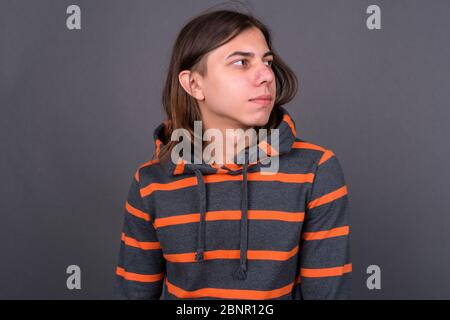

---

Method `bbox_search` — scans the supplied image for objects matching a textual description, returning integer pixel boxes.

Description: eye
[233,59,249,67]
[233,59,273,68]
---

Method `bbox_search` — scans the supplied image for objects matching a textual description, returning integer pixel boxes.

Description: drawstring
[193,167,207,262]
[233,153,249,280]
[192,154,250,281]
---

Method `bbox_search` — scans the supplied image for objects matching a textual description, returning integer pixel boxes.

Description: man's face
[196,27,276,131]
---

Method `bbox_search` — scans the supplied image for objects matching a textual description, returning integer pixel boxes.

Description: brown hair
[157,5,298,163]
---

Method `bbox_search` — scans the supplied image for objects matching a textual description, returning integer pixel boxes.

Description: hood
[152,106,298,280]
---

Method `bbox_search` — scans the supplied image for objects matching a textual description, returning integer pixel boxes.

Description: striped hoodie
[114,106,352,300]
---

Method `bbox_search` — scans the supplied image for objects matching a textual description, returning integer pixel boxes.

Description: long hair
[157,7,298,163]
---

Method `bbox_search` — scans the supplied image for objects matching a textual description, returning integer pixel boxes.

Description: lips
[249,94,273,101]
[249,94,273,106]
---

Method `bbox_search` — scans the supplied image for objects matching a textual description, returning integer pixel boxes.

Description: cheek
[228,77,252,98]
[206,75,250,106]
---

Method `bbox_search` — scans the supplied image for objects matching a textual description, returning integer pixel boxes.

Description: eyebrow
[226,50,274,60]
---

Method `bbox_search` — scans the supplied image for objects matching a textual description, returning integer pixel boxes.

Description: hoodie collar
[152,106,298,280]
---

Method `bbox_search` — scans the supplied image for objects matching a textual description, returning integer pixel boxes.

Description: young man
[115,9,352,300]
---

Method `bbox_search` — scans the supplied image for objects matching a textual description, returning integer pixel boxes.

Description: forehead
[212,27,270,60]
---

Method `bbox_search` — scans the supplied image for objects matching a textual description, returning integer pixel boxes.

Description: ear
[178,70,205,101]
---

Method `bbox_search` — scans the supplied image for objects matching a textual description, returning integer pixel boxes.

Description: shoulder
[292,139,349,202]
[293,139,348,194]
[291,138,338,167]
[133,158,163,187]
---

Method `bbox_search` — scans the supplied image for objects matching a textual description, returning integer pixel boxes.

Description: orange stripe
[291,141,326,152]
[301,263,352,278]
[246,172,314,183]
[116,266,164,283]
[248,210,304,222]
[318,149,335,166]
[283,114,297,137]
[307,185,348,210]
[140,172,315,197]
[173,158,185,175]
[154,213,200,228]
[140,158,160,169]
[121,232,161,250]
[222,162,259,171]
[258,140,279,157]
[134,169,140,182]
[165,277,295,299]
[164,246,299,263]
[302,226,350,240]
[222,163,240,170]
[210,163,230,173]
[140,177,199,197]
[125,201,151,222]
[153,210,305,229]
[155,139,162,157]
[291,142,334,165]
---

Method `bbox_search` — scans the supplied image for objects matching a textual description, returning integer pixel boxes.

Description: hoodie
[114,106,352,300]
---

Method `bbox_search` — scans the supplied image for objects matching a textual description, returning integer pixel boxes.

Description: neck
[201,123,256,166]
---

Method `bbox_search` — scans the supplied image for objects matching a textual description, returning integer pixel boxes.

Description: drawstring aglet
[233,263,247,280]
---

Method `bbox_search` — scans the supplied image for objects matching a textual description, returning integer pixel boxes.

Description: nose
[255,61,275,85]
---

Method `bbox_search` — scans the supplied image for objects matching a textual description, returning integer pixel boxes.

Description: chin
[230,106,272,128]
[241,115,271,128]
[250,109,273,126]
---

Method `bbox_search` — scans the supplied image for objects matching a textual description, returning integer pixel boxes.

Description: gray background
[1,0,449,299]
